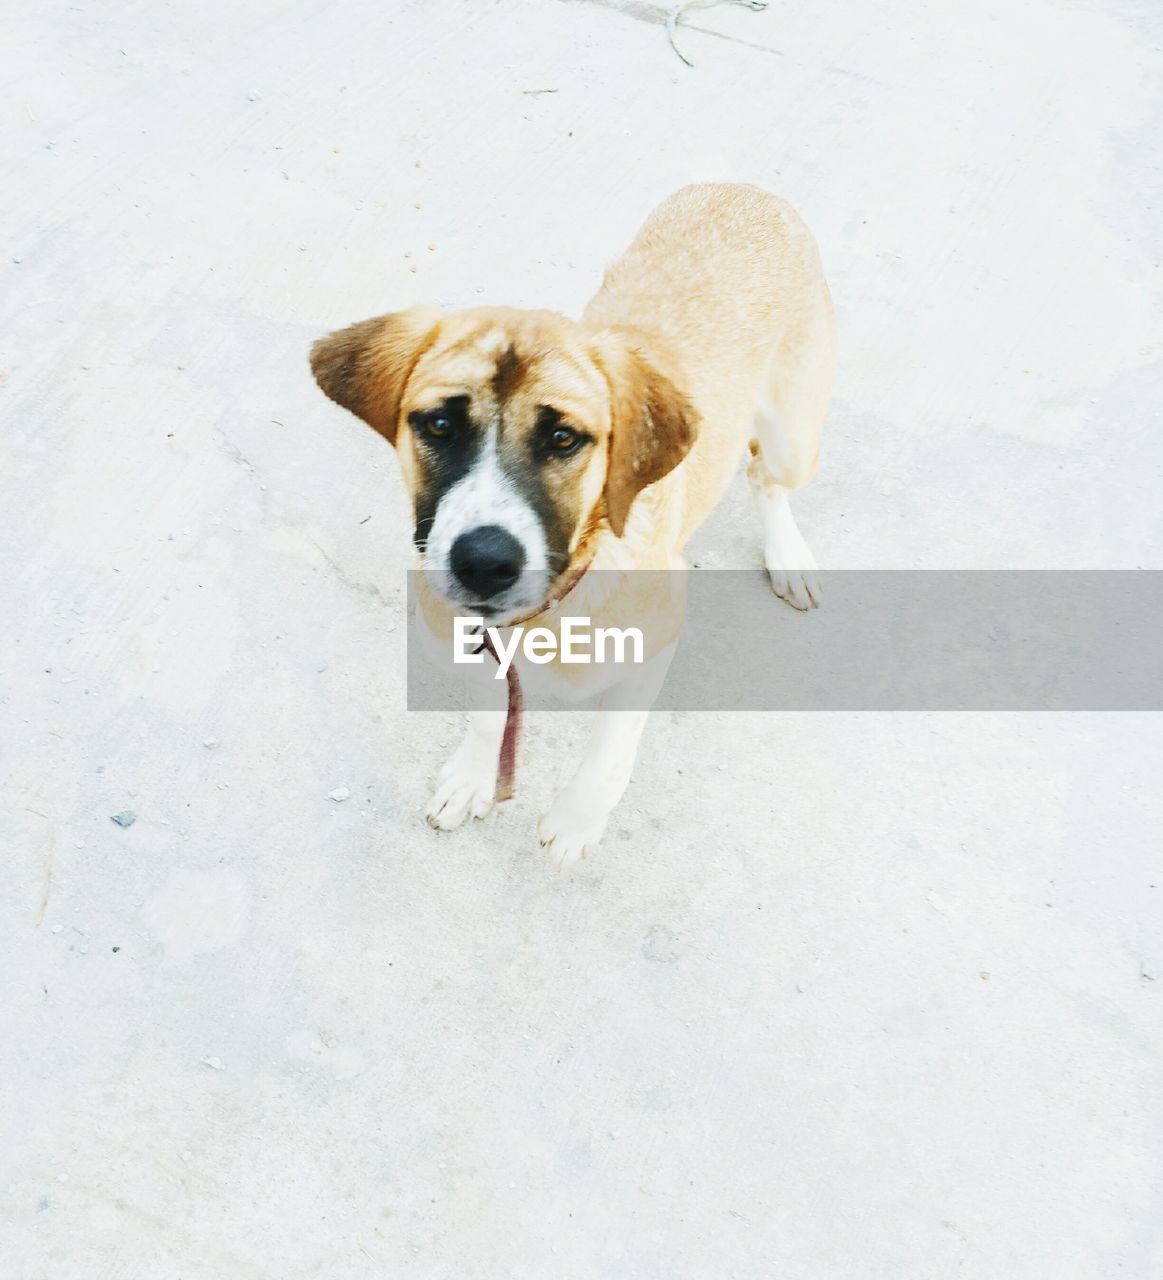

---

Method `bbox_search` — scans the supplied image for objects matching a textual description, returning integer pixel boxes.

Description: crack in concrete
[561,0,885,77]
[215,427,259,474]
[305,536,394,612]
[563,0,783,58]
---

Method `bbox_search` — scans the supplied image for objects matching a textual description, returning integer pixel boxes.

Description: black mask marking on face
[499,406,591,577]
[409,396,479,550]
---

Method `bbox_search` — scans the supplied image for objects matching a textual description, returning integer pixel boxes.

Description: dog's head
[310,306,697,617]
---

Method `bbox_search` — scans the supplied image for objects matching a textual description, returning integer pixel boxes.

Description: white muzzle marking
[423,434,550,613]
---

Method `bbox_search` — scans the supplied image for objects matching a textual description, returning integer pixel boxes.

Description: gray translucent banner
[406,571,1163,711]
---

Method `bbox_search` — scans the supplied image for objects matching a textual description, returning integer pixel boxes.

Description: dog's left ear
[596,333,699,537]
[310,304,440,444]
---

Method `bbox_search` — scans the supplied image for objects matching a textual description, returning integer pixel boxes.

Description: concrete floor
[3,1,1162,1276]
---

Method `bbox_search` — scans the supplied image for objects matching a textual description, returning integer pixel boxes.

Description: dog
[310,183,835,867]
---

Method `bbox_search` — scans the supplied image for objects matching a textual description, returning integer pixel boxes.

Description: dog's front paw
[537,794,609,871]
[426,745,497,831]
[766,566,821,611]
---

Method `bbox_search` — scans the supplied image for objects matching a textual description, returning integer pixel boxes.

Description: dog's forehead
[409,314,607,419]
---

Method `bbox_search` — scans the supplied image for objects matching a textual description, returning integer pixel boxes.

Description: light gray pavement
[2,1,1162,1276]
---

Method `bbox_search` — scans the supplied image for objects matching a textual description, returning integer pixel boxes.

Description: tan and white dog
[310,183,835,867]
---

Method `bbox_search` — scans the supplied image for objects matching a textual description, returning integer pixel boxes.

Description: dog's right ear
[593,330,699,538]
[310,305,440,444]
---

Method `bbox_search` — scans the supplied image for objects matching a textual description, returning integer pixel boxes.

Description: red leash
[476,557,594,802]
[480,629,523,802]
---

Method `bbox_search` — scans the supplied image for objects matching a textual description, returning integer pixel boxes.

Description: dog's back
[583,182,835,553]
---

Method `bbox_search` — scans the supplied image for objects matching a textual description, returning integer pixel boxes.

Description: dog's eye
[409,397,469,444]
[535,407,588,459]
[550,426,580,453]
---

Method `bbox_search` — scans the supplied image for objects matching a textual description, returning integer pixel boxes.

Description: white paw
[537,794,609,871]
[425,746,496,831]
[759,486,821,611]
[766,566,822,610]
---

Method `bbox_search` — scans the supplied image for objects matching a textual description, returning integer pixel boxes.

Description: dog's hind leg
[747,282,836,610]
[747,437,821,610]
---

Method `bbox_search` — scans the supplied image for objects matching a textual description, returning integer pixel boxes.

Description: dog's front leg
[426,654,507,830]
[538,641,676,870]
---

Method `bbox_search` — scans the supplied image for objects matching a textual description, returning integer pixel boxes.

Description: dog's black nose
[450,525,526,599]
